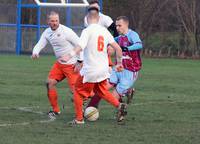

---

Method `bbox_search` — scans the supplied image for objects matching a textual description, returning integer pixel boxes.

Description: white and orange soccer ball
[84,106,99,121]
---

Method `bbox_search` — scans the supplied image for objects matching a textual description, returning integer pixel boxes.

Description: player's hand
[115,64,124,72]
[31,54,39,59]
[121,46,128,52]
[74,61,83,72]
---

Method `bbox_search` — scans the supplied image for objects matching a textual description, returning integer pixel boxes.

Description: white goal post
[34,0,89,7]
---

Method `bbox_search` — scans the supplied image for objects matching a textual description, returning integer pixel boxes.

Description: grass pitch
[0,55,200,144]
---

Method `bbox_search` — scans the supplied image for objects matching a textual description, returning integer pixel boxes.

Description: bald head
[47,11,60,31]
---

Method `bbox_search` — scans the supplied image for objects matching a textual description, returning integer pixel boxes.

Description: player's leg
[62,64,79,93]
[94,80,119,107]
[126,71,138,104]
[108,68,121,100]
[86,93,101,108]
[86,81,113,108]
[115,69,137,103]
[47,62,65,114]
[94,80,127,122]
[71,75,94,124]
[87,68,117,108]
[86,49,114,108]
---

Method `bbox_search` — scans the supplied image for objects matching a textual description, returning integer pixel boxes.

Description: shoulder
[41,27,51,37]
[127,29,140,37]
[61,24,77,34]
[94,24,108,33]
[99,13,112,20]
[128,29,138,35]
[99,12,113,27]
[80,26,90,36]
[60,24,72,31]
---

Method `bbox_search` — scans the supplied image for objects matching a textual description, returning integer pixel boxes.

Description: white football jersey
[78,24,115,83]
[84,12,113,28]
[32,24,79,64]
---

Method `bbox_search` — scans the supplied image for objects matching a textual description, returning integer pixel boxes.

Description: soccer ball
[84,106,99,121]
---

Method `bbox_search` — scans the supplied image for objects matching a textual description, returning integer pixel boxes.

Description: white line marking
[0,122,30,127]
[133,101,177,106]
[16,107,44,115]
[0,106,54,127]
[0,106,40,110]
[0,119,53,127]
[0,106,44,115]
[0,101,177,127]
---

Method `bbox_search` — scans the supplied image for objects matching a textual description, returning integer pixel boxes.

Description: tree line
[2,0,200,58]
[104,0,200,58]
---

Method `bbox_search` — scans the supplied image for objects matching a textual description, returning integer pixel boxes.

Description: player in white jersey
[31,11,80,119]
[58,7,127,125]
[71,0,118,74]
[83,0,118,108]
[84,0,118,37]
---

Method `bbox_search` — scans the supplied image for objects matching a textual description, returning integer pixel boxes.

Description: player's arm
[66,29,84,62]
[58,46,82,63]
[107,22,118,37]
[109,42,123,71]
[103,15,119,37]
[121,32,142,52]
[31,32,48,59]
[86,13,118,36]
[107,31,123,71]
[58,29,88,63]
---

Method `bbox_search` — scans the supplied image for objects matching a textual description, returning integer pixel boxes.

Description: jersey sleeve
[103,15,113,28]
[129,31,142,44]
[78,29,89,50]
[65,28,80,47]
[127,31,143,50]
[84,15,89,27]
[32,31,48,55]
[107,22,118,37]
[106,30,115,44]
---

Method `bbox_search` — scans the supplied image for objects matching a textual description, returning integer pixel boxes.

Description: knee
[46,79,57,89]
[116,84,130,96]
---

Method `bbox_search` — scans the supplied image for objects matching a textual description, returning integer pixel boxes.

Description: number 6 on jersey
[97,36,104,52]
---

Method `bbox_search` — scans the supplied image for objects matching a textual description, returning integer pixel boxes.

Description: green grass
[0,55,200,144]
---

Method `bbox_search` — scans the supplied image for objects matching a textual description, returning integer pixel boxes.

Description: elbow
[139,43,143,49]
[135,42,143,50]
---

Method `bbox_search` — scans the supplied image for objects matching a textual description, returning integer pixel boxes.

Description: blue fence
[0,0,103,55]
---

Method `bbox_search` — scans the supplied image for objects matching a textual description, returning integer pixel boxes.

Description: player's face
[116,19,129,35]
[48,15,60,31]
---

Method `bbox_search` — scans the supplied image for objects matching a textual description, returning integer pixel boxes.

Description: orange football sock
[48,89,60,113]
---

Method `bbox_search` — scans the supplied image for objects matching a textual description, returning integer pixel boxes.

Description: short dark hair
[116,16,129,23]
[89,0,99,5]
[88,7,99,12]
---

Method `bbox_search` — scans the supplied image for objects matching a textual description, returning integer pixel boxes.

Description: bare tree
[175,0,199,58]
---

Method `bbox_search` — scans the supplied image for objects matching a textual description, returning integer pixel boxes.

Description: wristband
[77,60,83,63]
[121,46,128,52]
